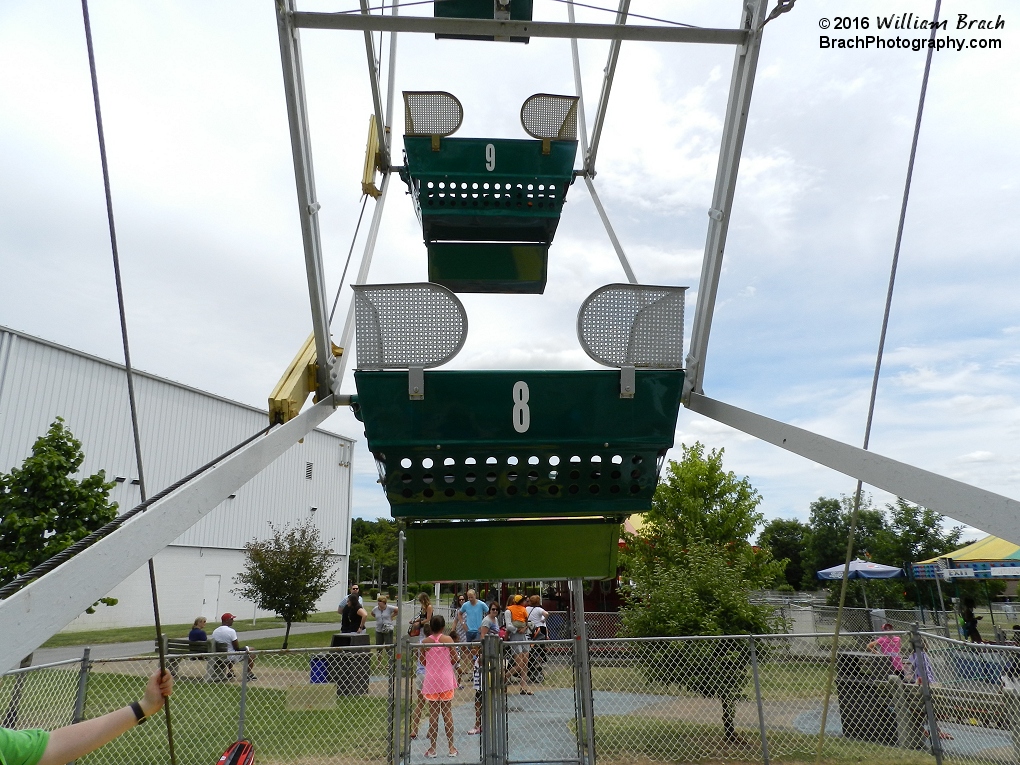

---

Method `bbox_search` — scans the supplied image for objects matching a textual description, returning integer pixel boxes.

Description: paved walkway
[32,621,348,665]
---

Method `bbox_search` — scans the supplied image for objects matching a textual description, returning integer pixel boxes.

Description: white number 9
[485,143,496,172]
[512,381,530,433]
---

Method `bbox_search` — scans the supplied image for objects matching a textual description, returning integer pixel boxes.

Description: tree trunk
[283,621,292,649]
[720,696,737,742]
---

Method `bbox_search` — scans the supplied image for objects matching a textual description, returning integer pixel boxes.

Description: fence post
[910,623,943,765]
[481,633,506,765]
[748,636,770,765]
[392,529,405,765]
[570,578,596,765]
[67,647,93,765]
[403,637,414,765]
[72,647,91,723]
[237,654,250,741]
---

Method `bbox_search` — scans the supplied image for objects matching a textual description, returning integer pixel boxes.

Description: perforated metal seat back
[521,94,579,140]
[403,91,463,137]
[577,283,687,369]
[353,283,467,370]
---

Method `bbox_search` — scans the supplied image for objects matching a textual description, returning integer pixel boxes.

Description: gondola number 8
[512,381,530,433]
[485,143,496,172]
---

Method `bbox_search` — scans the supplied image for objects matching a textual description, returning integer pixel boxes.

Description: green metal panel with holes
[434,0,534,42]
[428,243,547,293]
[405,519,619,581]
[401,136,577,244]
[351,369,684,519]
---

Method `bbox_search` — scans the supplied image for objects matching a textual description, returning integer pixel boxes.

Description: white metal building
[0,325,354,630]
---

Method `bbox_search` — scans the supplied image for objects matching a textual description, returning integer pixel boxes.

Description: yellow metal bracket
[268,333,343,425]
[362,115,384,198]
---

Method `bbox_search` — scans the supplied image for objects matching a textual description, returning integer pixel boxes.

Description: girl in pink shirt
[867,623,904,674]
[421,615,459,757]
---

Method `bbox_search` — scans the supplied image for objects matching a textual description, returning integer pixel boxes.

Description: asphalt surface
[31,621,350,665]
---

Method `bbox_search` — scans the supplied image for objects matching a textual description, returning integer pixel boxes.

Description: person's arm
[426,604,433,622]
[231,639,241,651]
[866,639,879,652]
[39,671,172,765]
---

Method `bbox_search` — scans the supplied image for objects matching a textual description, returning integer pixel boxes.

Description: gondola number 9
[485,143,496,172]
[512,381,530,433]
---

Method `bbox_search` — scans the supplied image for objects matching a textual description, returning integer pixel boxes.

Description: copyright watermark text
[816,12,1005,52]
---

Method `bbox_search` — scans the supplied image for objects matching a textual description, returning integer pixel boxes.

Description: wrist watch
[130,701,147,724]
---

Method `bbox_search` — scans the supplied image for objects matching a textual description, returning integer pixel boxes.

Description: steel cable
[815,2,943,761]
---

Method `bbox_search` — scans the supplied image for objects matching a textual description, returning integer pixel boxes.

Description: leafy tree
[758,518,809,590]
[0,418,118,612]
[799,494,966,607]
[884,497,964,564]
[645,443,764,550]
[621,443,782,740]
[233,520,339,648]
[349,517,397,588]
[621,537,782,740]
[799,494,895,589]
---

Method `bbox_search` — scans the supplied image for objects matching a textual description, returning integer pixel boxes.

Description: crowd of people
[405,589,550,757]
[330,584,554,755]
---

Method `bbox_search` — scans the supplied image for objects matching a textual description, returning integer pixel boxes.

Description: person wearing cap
[505,595,532,695]
[211,613,256,679]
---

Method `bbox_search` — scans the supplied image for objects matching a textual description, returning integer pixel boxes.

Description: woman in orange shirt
[505,595,532,695]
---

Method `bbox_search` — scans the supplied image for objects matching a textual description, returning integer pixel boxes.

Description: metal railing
[10,629,1020,765]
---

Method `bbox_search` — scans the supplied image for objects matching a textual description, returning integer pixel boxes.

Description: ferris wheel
[2,0,1016,676]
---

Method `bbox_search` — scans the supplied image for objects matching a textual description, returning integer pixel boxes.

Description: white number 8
[485,143,496,172]
[512,381,530,433]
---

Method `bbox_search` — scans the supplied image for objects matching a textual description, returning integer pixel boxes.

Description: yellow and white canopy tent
[912,536,1020,581]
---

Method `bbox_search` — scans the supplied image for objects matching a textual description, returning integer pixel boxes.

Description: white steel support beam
[567,0,590,158]
[276,0,336,399]
[684,0,768,402]
[360,0,391,168]
[688,393,1020,546]
[0,396,343,673]
[585,0,630,176]
[290,12,748,45]
[585,176,637,283]
[383,0,399,147]
[334,171,392,385]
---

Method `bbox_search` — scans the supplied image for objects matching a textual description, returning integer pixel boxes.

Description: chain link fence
[13,630,1020,764]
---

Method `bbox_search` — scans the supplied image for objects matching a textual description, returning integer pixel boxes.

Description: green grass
[41,613,341,648]
[589,716,936,765]
[246,629,378,651]
[542,659,838,703]
[77,671,388,765]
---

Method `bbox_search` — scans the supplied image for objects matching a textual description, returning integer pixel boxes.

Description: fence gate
[504,637,585,765]
[400,634,589,765]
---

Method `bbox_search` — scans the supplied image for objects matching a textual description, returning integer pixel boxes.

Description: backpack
[217,740,254,765]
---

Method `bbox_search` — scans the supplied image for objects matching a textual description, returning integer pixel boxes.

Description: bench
[157,636,211,677]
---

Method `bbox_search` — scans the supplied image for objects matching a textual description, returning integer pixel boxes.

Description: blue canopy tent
[817,558,905,609]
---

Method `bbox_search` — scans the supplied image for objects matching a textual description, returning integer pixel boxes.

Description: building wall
[61,546,347,632]
[0,326,353,629]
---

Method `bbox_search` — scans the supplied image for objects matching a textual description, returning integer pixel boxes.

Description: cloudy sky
[2,0,1017,538]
